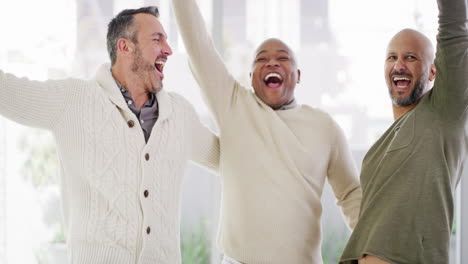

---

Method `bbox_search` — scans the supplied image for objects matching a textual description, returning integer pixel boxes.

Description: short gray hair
[106,6,159,65]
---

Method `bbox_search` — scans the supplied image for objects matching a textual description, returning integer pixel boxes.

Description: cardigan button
[146,226,151,234]
[127,120,135,128]
[145,153,150,161]
[144,190,149,198]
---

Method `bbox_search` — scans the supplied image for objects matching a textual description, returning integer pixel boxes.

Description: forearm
[437,0,468,50]
[172,0,237,120]
[0,71,70,129]
[336,185,361,230]
[331,159,361,230]
[327,121,361,229]
[438,0,468,34]
[434,0,468,116]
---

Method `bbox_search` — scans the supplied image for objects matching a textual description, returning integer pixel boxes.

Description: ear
[297,69,301,84]
[117,38,135,56]
[428,63,436,81]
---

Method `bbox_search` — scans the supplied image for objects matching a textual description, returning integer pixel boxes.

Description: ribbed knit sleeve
[171,93,220,172]
[172,0,238,125]
[432,0,468,118]
[0,71,78,130]
[189,117,219,172]
[326,119,361,230]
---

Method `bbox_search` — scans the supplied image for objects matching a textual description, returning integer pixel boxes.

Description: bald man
[340,0,468,263]
[172,0,362,263]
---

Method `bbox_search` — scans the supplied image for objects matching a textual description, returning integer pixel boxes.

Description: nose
[162,41,173,56]
[266,58,279,67]
[393,58,407,72]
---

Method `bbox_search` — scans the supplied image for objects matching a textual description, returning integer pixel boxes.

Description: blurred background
[0,0,465,263]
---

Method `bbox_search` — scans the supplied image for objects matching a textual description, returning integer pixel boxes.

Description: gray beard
[389,75,427,107]
[131,47,154,74]
[130,47,161,93]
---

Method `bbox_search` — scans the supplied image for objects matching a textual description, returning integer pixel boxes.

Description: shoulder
[165,91,195,110]
[73,78,96,89]
[162,91,200,123]
[298,105,337,125]
[296,105,346,139]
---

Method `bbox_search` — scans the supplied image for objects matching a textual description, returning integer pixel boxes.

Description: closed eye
[151,32,166,44]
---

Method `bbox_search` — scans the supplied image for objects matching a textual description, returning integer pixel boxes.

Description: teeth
[393,77,410,81]
[155,61,165,66]
[264,72,282,81]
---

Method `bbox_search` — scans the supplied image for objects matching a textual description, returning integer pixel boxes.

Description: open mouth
[392,76,411,89]
[155,60,165,73]
[264,72,283,88]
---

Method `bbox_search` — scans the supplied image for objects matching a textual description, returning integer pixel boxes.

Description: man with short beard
[0,6,219,264]
[172,0,362,263]
[340,0,468,263]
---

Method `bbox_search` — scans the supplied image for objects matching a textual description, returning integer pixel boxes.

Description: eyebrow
[151,32,167,39]
[255,49,289,57]
[386,51,418,56]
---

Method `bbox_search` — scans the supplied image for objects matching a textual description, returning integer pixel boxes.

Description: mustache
[390,71,413,78]
[156,55,168,60]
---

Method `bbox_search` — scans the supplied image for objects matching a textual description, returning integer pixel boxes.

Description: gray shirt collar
[113,78,159,142]
[276,99,298,110]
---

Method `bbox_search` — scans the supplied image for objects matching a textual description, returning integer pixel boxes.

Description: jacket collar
[94,63,172,122]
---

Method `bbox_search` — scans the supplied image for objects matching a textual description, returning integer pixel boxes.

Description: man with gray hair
[0,6,219,264]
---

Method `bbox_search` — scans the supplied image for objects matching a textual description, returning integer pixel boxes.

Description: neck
[111,65,149,109]
[273,98,296,110]
[392,102,419,120]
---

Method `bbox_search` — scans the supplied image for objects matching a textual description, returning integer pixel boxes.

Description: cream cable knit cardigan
[0,64,219,264]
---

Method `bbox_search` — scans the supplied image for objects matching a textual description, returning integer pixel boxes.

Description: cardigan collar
[94,63,173,123]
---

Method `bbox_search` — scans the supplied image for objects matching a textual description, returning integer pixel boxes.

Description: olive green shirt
[340,0,468,263]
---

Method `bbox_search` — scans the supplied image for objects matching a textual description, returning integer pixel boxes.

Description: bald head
[387,28,435,63]
[254,38,298,66]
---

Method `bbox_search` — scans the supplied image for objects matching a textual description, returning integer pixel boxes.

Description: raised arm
[0,71,73,130]
[327,120,361,230]
[432,0,468,118]
[172,0,239,123]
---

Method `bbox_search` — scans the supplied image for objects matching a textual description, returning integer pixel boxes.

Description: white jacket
[0,63,219,264]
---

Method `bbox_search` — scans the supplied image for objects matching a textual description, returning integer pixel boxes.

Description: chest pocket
[386,112,415,153]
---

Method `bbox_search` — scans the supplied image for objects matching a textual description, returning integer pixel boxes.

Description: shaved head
[388,28,435,64]
[254,38,298,66]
